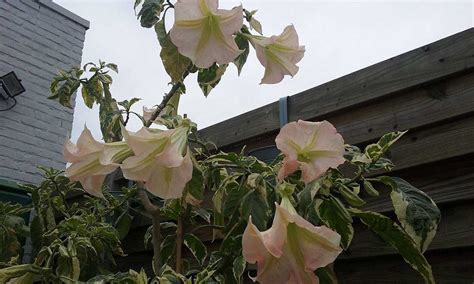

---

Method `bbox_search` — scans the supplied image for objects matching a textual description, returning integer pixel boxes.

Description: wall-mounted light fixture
[0,71,25,111]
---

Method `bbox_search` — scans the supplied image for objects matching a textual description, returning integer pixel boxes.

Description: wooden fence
[120,28,474,283]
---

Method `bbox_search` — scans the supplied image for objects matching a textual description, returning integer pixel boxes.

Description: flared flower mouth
[250,25,305,84]
[275,120,345,184]
[63,126,132,197]
[170,0,243,68]
[242,198,342,283]
[120,125,193,199]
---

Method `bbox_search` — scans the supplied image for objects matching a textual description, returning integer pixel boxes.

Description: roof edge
[36,0,90,30]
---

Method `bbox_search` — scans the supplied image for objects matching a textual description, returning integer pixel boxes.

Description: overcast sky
[55,0,473,141]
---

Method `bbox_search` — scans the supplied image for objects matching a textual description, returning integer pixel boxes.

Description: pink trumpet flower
[63,126,132,197]
[242,198,342,283]
[250,25,305,84]
[275,120,345,184]
[120,126,193,199]
[170,0,243,68]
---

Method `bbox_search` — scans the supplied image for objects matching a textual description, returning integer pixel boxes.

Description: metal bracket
[279,96,289,128]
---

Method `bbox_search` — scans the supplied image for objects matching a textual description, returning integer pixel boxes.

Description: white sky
[55,0,473,141]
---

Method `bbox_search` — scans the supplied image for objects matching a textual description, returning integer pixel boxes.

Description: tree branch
[175,215,183,273]
[145,71,189,127]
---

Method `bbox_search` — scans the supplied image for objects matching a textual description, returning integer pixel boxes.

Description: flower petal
[122,126,168,156]
[278,205,342,270]
[170,0,243,68]
[251,25,305,84]
[100,141,133,165]
[75,174,108,198]
[63,126,103,163]
[277,157,299,182]
[145,150,193,199]
[243,202,341,284]
[276,120,345,183]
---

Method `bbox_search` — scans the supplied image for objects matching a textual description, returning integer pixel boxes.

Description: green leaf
[232,255,246,282]
[114,211,133,240]
[71,256,81,281]
[350,209,435,284]
[155,18,167,46]
[249,18,263,35]
[134,0,143,10]
[240,190,269,230]
[160,234,176,264]
[30,215,43,252]
[105,63,118,73]
[194,268,216,283]
[297,180,321,215]
[363,179,379,197]
[368,157,395,171]
[48,70,81,109]
[118,98,141,110]
[155,20,192,82]
[315,196,354,249]
[365,130,407,161]
[137,0,164,28]
[184,233,207,265]
[233,33,250,75]
[222,178,246,218]
[315,266,338,284]
[378,130,407,149]
[157,265,187,284]
[197,64,228,97]
[0,265,34,282]
[380,177,441,253]
[81,84,94,108]
[185,165,204,204]
[338,185,366,207]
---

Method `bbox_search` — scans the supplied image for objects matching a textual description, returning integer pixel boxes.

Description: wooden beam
[199,28,474,149]
[220,72,474,153]
[335,247,474,283]
[386,115,474,172]
[363,154,474,213]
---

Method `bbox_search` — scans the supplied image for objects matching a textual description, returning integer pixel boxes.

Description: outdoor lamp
[0,71,25,111]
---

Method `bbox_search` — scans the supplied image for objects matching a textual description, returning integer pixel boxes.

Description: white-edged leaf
[315,196,354,249]
[380,177,441,253]
[350,209,434,284]
[184,233,207,265]
[232,255,246,282]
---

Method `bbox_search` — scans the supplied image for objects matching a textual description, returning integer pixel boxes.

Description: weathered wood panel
[199,28,474,149]
[335,247,474,283]
[214,71,474,154]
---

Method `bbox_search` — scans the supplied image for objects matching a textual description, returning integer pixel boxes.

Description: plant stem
[175,215,183,273]
[138,189,162,275]
[137,70,190,274]
[145,71,189,127]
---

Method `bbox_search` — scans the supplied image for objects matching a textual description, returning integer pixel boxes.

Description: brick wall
[0,0,88,184]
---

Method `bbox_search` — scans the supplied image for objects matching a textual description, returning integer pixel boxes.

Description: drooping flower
[170,0,243,68]
[63,126,132,197]
[242,198,342,283]
[275,120,345,184]
[250,25,305,84]
[120,126,193,199]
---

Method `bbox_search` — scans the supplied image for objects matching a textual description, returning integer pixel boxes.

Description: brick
[0,0,86,184]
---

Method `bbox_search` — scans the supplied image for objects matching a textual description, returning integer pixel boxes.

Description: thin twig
[138,189,162,274]
[145,71,189,127]
[175,215,183,273]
